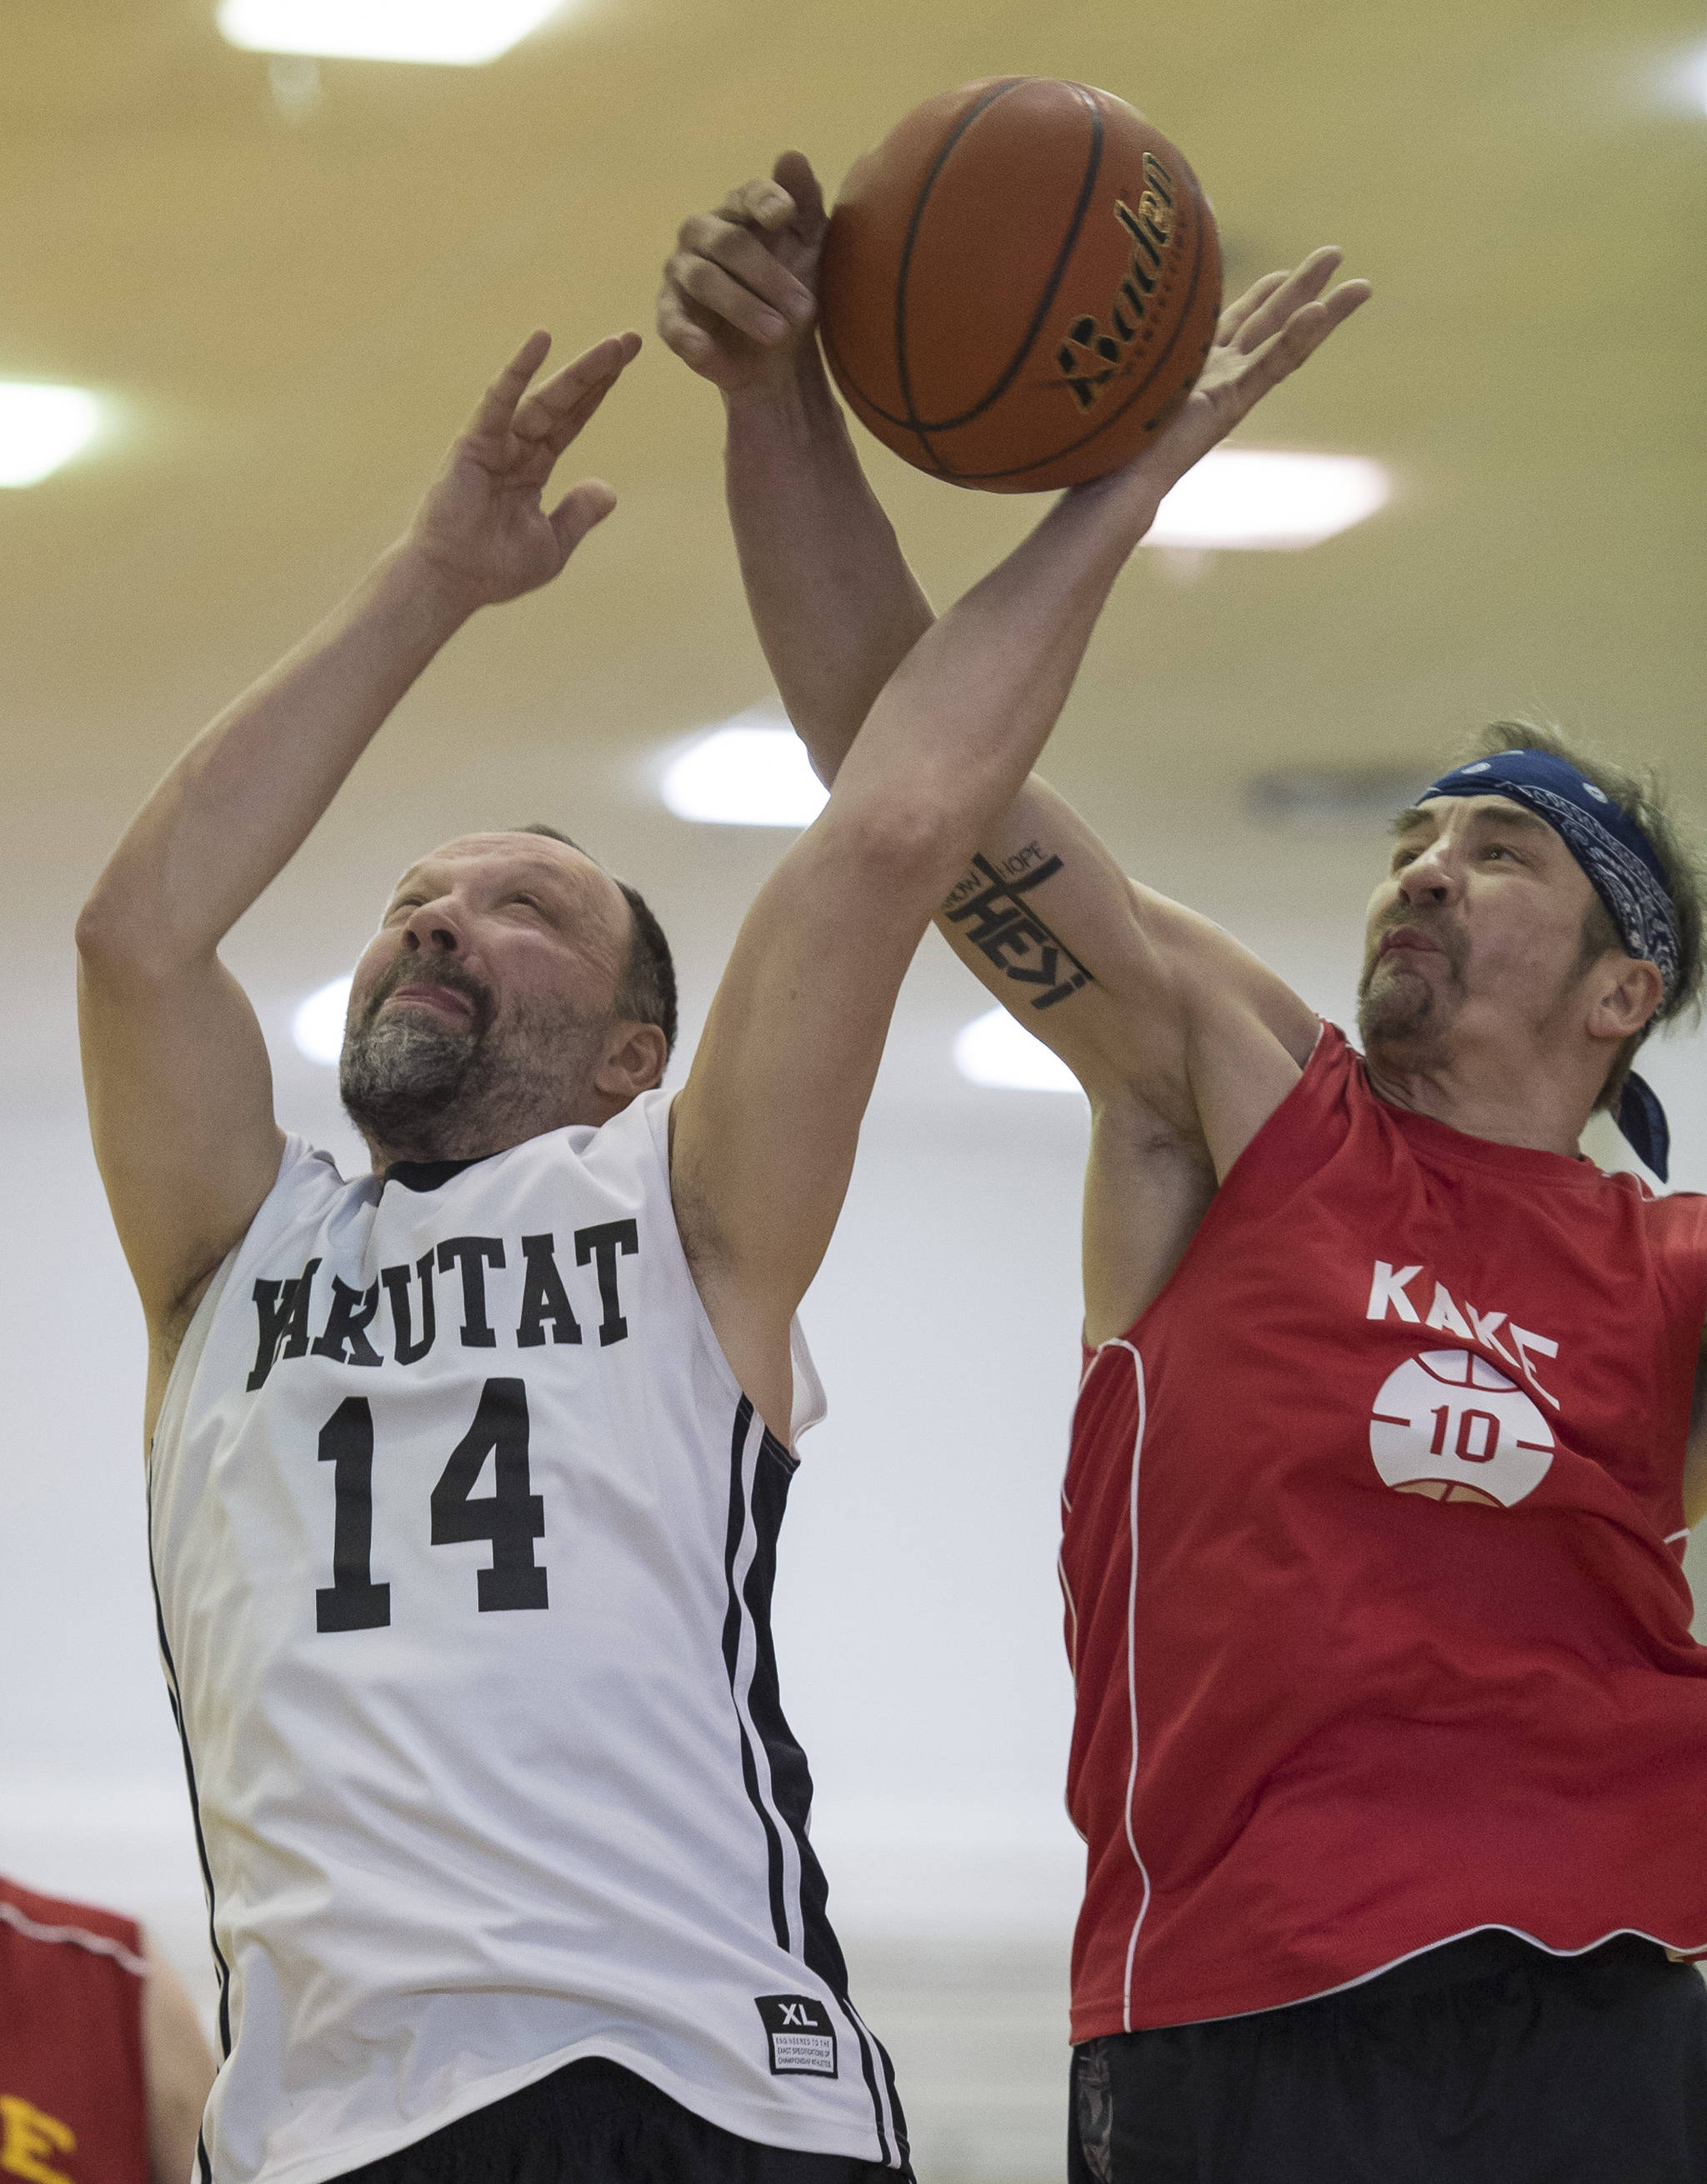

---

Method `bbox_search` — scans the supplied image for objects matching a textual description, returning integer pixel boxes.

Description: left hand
[404,327,642,611]
[657,152,826,400]
[1101,249,1371,511]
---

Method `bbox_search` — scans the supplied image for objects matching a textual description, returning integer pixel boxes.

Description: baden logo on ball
[1057,157,1181,413]
[818,77,1223,492]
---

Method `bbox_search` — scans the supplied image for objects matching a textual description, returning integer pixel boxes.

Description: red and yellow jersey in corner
[1064,1022,1707,2040]
[0,1877,149,2184]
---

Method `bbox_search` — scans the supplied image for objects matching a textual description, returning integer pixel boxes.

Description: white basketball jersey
[148,1091,908,2184]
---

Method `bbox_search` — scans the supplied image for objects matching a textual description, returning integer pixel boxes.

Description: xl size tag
[754,1994,838,2077]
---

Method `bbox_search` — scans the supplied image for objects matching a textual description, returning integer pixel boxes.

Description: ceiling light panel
[953,1007,1083,1096]
[216,0,568,66]
[293,975,352,1066]
[1663,42,1707,115]
[0,385,101,487]
[1244,762,1429,827]
[660,718,828,828]
[1144,449,1390,552]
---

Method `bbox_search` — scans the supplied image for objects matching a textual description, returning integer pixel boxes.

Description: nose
[1396,837,1460,908]
[401,897,463,955]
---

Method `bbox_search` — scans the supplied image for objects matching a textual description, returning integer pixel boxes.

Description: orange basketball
[818,78,1222,493]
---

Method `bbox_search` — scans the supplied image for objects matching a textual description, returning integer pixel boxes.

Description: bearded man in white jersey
[73,280,1336,2184]
[663,162,1707,2184]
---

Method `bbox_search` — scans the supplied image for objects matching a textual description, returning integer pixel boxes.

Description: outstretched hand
[405,327,642,610]
[1095,248,1371,511]
[658,152,825,396]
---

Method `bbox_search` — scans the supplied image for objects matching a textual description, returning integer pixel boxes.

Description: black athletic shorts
[331,2057,905,2184]
[1069,1931,1707,2184]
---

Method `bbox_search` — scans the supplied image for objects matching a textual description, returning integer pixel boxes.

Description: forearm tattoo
[943,844,1093,1011]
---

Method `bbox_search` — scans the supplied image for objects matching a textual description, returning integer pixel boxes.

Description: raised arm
[668,441,1195,1432]
[659,169,1361,1078]
[662,157,1364,920]
[78,330,638,1405]
[663,165,1368,1338]
[659,153,933,754]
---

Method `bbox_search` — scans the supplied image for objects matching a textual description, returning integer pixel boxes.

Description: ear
[593,1020,670,1100]
[1584,954,1664,1045]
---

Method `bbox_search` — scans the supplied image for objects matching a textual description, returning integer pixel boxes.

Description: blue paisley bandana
[1419,747,1679,1180]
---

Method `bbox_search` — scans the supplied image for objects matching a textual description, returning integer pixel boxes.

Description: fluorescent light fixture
[268,53,323,118]
[953,1007,1083,1096]
[1246,762,1429,827]
[1145,448,1390,552]
[0,384,101,487]
[216,0,567,65]
[660,714,828,828]
[1651,42,1707,114]
[293,975,352,1066]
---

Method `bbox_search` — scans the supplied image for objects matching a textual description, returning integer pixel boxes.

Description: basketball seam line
[887,77,1026,470]
[932,178,1212,482]
[901,81,1107,440]
[843,133,1214,482]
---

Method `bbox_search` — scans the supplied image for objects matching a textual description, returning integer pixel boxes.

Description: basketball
[818,77,1223,493]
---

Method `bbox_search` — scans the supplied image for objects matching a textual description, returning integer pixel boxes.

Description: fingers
[1214,271,1289,348]
[548,477,618,558]
[714,172,798,234]
[512,331,641,460]
[1229,276,1372,407]
[463,328,553,442]
[656,286,720,369]
[657,157,822,371]
[655,155,826,383]
[1319,277,1373,323]
[771,149,827,237]
[1229,247,1349,356]
[663,208,814,342]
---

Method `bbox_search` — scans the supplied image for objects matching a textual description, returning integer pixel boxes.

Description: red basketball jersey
[0,1880,149,2184]
[1064,1023,1707,2038]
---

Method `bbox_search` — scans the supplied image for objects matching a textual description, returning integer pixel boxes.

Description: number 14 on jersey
[316,1378,545,1632]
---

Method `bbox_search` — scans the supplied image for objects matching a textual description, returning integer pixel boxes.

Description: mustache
[361,956,494,1036]
[1358,905,1469,1008]
[1370,905,1462,957]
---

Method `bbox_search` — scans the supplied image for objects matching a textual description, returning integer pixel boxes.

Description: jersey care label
[753,1996,838,2077]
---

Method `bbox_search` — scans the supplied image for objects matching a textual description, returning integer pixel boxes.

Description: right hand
[1087,249,1370,522]
[657,152,826,396]
[404,327,640,612]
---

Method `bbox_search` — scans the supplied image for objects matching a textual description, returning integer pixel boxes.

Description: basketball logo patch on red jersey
[1369,1347,1556,1507]
[1364,1256,1562,1502]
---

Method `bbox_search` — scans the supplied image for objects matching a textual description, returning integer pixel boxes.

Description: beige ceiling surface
[1,0,1701,859]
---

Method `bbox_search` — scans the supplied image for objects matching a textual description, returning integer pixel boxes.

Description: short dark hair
[1455,722,1705,1109]
[511,822,678,1058]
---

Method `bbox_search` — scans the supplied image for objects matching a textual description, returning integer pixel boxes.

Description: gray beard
[340,978,608,1165]
[1355,929,1467,1070]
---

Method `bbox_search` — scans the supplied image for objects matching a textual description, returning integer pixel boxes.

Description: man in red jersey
[1,1873,214,2184]
[661,160,1707,2183]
